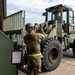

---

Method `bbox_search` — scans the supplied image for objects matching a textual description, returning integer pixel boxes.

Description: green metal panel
[0,30,17,75]
[57,21,62,37]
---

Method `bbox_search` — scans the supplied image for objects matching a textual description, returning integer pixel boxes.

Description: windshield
[69,11,73,24]
[62,10,74,32]
[48,12,51,21]
[48,12,56,21]
[69,11,74,32]
[62,12,67,24]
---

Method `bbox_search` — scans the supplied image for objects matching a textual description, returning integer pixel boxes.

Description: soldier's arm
[38,33,45,40]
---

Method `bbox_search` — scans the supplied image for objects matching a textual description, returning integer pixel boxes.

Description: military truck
[34,4,75,71]
[3,4,75,73]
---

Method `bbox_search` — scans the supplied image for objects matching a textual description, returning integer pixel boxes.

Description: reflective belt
[28,52,42,57]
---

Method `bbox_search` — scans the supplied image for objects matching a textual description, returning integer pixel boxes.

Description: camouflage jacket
[24,30,44,55]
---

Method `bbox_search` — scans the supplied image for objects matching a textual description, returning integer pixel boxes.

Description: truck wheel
[72,39,75,56]
[41,38,63,71]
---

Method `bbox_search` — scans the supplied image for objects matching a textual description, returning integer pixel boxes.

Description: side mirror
[42,12,46,16]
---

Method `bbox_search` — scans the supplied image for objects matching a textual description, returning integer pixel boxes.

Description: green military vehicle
[2,4,75,73]
[34,4,75,71]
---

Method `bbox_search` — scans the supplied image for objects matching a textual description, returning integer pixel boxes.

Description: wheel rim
[48,46,59,63]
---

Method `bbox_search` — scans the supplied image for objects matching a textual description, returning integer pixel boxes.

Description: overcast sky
[7,0,75,24]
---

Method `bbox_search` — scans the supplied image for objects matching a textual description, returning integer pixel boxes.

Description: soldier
[24,23,44,75]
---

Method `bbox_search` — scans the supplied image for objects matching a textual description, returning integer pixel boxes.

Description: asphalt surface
[18,49,75,75]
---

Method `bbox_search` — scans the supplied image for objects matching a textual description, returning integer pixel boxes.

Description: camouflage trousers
[27,56,42,75]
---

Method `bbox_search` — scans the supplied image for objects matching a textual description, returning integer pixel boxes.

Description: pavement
[18,49,75,75]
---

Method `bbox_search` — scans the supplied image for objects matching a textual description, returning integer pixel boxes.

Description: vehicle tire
[41,38,63,71]
[72,39,75,56]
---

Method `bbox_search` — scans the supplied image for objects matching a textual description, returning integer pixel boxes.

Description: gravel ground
[18,49,75,75]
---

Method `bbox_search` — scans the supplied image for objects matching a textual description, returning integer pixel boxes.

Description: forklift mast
[0,0,7,30]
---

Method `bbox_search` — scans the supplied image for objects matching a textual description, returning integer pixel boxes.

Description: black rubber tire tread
[72,39,75,56]
[41,38,63,71]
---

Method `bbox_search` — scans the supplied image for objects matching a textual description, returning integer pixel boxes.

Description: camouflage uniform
[24,28,44,75]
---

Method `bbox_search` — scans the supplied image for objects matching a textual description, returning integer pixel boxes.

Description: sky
[7,0,75,24]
